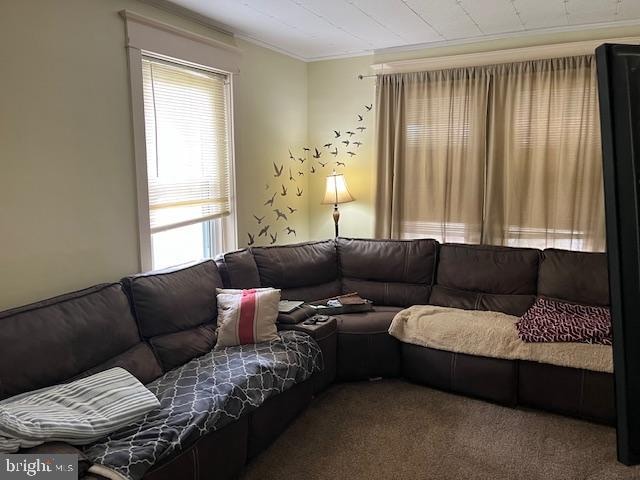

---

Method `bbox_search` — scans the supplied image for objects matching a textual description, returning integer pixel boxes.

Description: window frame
[122,11,239,271]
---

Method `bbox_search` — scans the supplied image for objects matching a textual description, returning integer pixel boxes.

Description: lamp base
[333,204,340,238]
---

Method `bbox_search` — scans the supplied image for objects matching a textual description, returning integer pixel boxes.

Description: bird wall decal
[258,224,270,237]
[264,192,276,206]
[274,209,288,221]
[247,102,372,246]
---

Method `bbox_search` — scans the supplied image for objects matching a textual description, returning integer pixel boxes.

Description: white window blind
[142,56,231,233]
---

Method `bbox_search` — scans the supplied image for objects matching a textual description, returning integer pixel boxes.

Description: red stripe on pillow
[238,289,257,344]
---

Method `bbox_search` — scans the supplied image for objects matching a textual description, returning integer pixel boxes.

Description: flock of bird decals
[246,103,373,246]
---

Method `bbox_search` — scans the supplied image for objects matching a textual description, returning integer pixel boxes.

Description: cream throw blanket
[388,305,613,373]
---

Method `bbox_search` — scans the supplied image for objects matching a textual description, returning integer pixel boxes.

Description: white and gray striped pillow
[0,367,160,453]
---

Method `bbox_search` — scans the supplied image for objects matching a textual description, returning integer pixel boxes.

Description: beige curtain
[375,55,605,252]
[375,68,490,242]
[484,56,605,251]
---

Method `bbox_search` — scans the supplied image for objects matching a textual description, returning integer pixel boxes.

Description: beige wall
[305,24,640,240]
[307,56,375,240]
[0,0,308,310]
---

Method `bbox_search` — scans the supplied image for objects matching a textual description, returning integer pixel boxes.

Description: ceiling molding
[233,34,308,62]
[372,18,640,58]
[371,36,640,74]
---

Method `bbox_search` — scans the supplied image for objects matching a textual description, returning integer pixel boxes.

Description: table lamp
[321,171,354,237]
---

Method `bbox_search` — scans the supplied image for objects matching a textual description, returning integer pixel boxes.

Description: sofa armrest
[277,305,316,324]
[278,317,337,341]
[21,442,92,477]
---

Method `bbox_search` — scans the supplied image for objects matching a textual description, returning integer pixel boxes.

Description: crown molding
[370,36,640,74]
[120,10,242,55]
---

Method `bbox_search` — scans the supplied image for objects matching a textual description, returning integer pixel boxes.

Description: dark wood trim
[596,42,640,465]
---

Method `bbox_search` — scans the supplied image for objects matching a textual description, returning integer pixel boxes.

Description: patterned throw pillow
[516,297,612,345]
[216,288,280,347]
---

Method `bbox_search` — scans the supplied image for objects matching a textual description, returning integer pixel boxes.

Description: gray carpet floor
[241,380,640,480]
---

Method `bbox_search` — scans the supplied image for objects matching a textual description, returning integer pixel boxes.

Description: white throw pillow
[216,288,281,347]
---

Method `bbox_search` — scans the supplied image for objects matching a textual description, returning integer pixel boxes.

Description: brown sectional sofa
[217,238,614,424]
[0,237,613,480]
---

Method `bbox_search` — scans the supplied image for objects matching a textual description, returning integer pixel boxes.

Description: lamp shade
[322,172,355,205]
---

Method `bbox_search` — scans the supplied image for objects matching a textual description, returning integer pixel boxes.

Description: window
[141,56,235,269]
[376,56,605,252]
[121,10,241,271]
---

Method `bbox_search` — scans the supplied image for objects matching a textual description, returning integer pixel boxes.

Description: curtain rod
[357,74,377,79]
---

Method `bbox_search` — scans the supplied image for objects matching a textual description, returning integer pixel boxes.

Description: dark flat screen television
[596,43,640,465]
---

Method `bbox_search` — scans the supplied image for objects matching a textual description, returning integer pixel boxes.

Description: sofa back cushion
[122,260,223,371]
[0,284,162,400]
[215,249,261,289]
[251,240,341,301]
[431,244,541,316]
[537,249,609,306]
[337,238,438,306]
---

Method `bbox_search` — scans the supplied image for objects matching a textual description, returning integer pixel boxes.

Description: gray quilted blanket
[83,331,322,480]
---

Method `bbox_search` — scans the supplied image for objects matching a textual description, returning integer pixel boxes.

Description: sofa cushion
[251,240,338,289]
[436,244,540,295]
[216,288,280,347]
[431,244,540,316]
[429,285,535,317]
[538,249,609,306]
[215,249,261,289]
[0,284,162,400]
[281,280,342,303]
[337,238,437,307]
[122,260,223,371]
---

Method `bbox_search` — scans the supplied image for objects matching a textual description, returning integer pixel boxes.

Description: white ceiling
[162,0,640,61]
